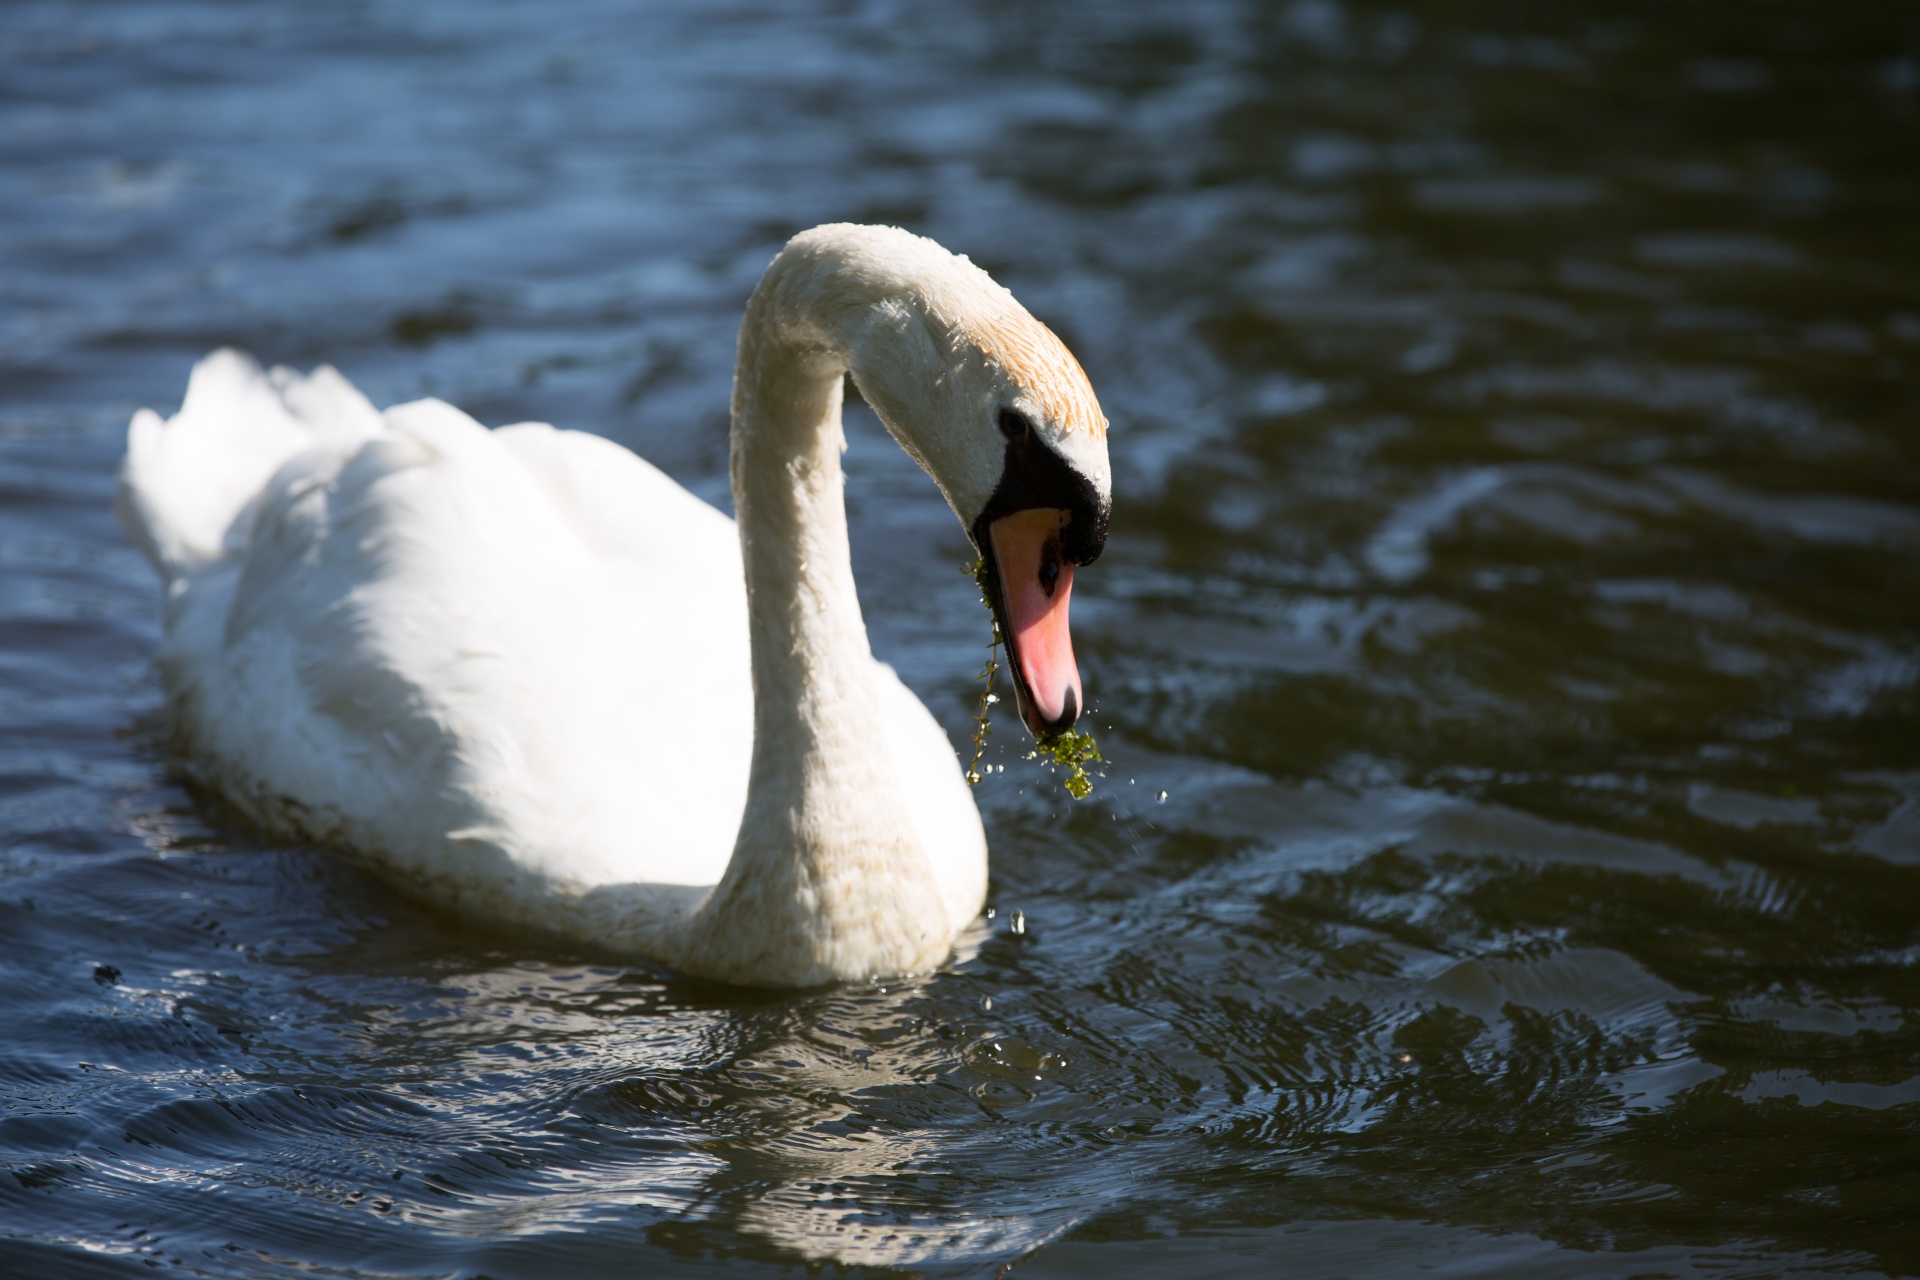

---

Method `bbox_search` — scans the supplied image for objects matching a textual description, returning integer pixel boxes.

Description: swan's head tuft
[961,302,1107,442]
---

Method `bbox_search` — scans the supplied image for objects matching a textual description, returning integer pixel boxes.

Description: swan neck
[678,268,947,988]
[731,340,873,737]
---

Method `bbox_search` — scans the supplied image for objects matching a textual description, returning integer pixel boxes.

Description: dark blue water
[3,2,1918,1275]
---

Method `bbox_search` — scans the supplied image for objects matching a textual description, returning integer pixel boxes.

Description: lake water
[3,1,1918,1276]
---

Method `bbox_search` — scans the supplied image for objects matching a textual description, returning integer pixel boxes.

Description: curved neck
[674,258,947,987]
[731,339,892,814]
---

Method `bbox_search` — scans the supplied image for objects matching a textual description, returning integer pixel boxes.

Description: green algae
[963,667,999,786]
[1034,727,1101,800]
[963,557,1000,786]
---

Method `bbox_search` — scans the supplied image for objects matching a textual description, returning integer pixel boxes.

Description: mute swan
[118,224,1111,988]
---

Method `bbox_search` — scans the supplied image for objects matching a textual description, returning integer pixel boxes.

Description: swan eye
[997,408,1032,440]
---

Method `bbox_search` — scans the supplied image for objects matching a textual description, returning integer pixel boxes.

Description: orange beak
[988,508,1083,738]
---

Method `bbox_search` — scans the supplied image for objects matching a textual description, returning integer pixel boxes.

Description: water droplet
[985,906,995,919]
[985,693,1000,704]
[982,996,993,1010]
[1155,789,1169,804]
[1009,909,1026,935]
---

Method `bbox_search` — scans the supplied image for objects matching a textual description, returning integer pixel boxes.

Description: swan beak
[988,508,1084,740]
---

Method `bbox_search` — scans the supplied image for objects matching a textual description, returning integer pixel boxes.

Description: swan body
[120,224,1110,987]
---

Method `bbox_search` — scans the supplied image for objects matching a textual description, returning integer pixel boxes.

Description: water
[3,1,1917,1275]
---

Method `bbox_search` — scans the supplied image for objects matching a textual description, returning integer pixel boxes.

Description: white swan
[118,224,1111,987]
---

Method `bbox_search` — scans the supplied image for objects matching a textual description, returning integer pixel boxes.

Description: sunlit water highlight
[2,1,1917,1276]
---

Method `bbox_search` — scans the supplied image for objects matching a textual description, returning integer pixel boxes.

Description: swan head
[784,224,1112,741]
[964,403,1108,742]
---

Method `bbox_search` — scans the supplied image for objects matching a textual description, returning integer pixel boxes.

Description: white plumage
[119,224,1109,986]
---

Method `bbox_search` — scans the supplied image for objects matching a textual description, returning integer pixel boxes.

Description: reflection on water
[2,0,1917,1276]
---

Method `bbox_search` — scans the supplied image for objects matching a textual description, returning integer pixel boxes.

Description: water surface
[3,1,1917,1276]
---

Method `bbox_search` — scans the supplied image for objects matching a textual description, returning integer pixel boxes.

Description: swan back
[125,355,759,916]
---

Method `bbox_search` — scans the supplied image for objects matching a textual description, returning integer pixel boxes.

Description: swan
[117,223,1111,988]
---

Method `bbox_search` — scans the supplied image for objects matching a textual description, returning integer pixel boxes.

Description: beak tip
[1017,682,1080,742]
